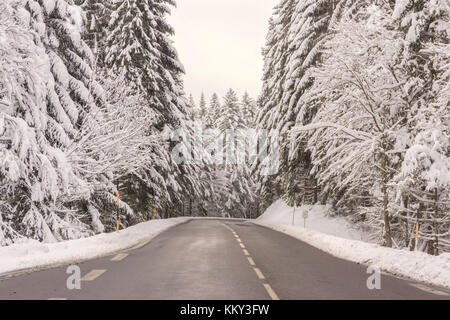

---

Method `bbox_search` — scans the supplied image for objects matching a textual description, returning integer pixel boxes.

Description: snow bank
[254,206,450,289]
[0,217,191,276]
[258,200,370,241]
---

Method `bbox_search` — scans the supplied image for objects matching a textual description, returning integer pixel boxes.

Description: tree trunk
[313,179,318,204]
[433,188,439,256]
[403,195,409,248]
[381,151,392,247]
[414,202,423,251]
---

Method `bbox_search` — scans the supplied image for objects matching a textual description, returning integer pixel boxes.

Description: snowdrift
[257,200,369,240]
[0,217,191,276]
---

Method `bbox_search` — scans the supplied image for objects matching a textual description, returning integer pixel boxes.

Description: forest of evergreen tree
[0,0,449,255]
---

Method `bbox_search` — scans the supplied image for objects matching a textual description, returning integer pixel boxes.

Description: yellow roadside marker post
[116,182,120,232]
[415,209,419,250]
[154,208,157,219]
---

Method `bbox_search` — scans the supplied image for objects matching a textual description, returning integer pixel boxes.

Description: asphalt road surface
[1,219,449,300]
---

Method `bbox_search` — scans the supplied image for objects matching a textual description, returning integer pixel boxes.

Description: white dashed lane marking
[48,298,67,300]
[253,267,265,280]
[222,222,281,300]
[81,269,107,281]
[263,283,280,300]
[111,253,128,261]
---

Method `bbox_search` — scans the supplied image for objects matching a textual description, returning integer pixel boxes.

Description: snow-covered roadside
[253,219,450,289]
[257,200,370,241]
[0,217,191,276]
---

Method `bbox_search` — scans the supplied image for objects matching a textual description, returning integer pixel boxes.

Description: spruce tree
[256,0,357,209]
[198,92,207,121]
[216,89,242,131]
[104,0,187,127]
[96,0,209,218]
[0,0,106,243]
[241,92,256,128]
[207,93,221,128]
[210,89,257,218]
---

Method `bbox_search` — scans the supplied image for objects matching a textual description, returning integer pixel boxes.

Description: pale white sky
[168,0,279,104]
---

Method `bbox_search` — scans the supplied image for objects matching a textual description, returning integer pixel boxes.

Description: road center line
[224,222,280,301]
[229,225,279,300]
[253,267,265,280]
[263,284,280,300]
[81,269,107,281]
[111,253,128,261]
[48,298,67,300]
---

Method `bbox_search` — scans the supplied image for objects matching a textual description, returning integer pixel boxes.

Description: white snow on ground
[258,199,370,241]
[254,200,450,289]
[0,217,191,276]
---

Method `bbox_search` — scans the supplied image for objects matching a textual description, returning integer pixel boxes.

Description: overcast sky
[168,0,279,105]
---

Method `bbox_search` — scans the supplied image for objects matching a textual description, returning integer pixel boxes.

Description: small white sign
[302,209,309,219]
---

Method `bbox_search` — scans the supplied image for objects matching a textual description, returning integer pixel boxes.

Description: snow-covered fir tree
[104,0,186,126]
[206,92,221,128]
[0,0,108,244]
[215,89,242,131]
[204,89,259,218]
[196,92,207,122]
[189,93,196,110]
[92,0,209,219]
[256,0,357,210]
[74,0,109,52]
[241,92,257,128]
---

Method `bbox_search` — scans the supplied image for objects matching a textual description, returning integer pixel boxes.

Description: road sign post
[303,209,309,228]
[292,206,296,226]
